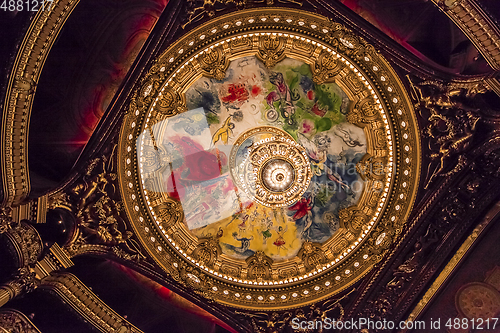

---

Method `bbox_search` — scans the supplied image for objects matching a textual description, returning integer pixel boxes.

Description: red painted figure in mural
[165,136,227,201]
[273,226,288,255]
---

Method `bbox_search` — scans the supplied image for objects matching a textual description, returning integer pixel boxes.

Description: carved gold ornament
[118,8,421,309]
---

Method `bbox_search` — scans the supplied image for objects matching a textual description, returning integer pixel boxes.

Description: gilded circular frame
[119,8,421,310]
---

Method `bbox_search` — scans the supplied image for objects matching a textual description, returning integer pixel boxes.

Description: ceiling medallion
[119,8,421,309]
[229,127,312,208]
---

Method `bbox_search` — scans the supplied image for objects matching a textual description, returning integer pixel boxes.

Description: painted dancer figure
[266,72,300,125]
[273,226,288,255]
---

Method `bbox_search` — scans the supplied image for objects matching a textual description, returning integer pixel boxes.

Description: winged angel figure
[297,133,350,192]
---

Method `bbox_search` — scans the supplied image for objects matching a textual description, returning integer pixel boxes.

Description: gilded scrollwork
[182,0,304,29]
[237,291,351,333]
[361,188,470,321]
[311,50,346,85]
[175,264,214,300]
[151,199,184,229]
[198,46,229,81]
[338,207,367,232]
[48,145,145,261]
[193,228,223,268]
[153,88,187,120]
[0,309,41,333]
[411,79,483,188]
[298,241,327,271]
[246,251,273,281]
[356,154,386,182]
[257,35,287,68]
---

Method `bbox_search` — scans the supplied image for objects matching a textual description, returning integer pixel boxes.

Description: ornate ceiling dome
[119,8,420,309]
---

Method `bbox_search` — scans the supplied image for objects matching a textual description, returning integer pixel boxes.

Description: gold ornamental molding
[1,0,80,207]
[431,0,500,70]
[119,8,421,310]
[40,273,143,333]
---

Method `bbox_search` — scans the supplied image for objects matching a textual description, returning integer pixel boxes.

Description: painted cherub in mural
[297,132,331,176]
[273,225,288,255]
[266,72,300,125]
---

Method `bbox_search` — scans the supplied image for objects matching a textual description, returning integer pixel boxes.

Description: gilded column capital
[2,221,43,268]
[0,267,39,308]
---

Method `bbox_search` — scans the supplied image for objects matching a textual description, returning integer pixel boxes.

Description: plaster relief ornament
[119,8,421,309]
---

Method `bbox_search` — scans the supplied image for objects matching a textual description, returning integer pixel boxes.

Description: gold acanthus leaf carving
[298,241,327,271]
[356,154,386,181]
[199,47,229,81]
[410,79,483,188]
[346,97,379,125]
[325,26,362,57]
[246,251,273,281]
[338,207,366,232]
[151,199,184,228]
[177,264,214,300]
[257,35,287,68]
[193,228,223,268]
[311,50,345,84]
[150,88,187,125]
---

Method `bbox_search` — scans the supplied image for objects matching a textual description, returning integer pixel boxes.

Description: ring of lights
[229,127,312,208]
[118,8,421,309]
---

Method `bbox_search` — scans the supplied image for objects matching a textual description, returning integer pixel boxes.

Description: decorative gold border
[118,8,421,310]
[41,273,143,333]
[1,0,81,206]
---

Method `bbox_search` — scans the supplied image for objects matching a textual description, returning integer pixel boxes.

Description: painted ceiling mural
[122,7,420,309]
[141,56,367,261]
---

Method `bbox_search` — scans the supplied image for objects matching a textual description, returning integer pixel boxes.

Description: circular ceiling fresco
[119,8,421,309]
